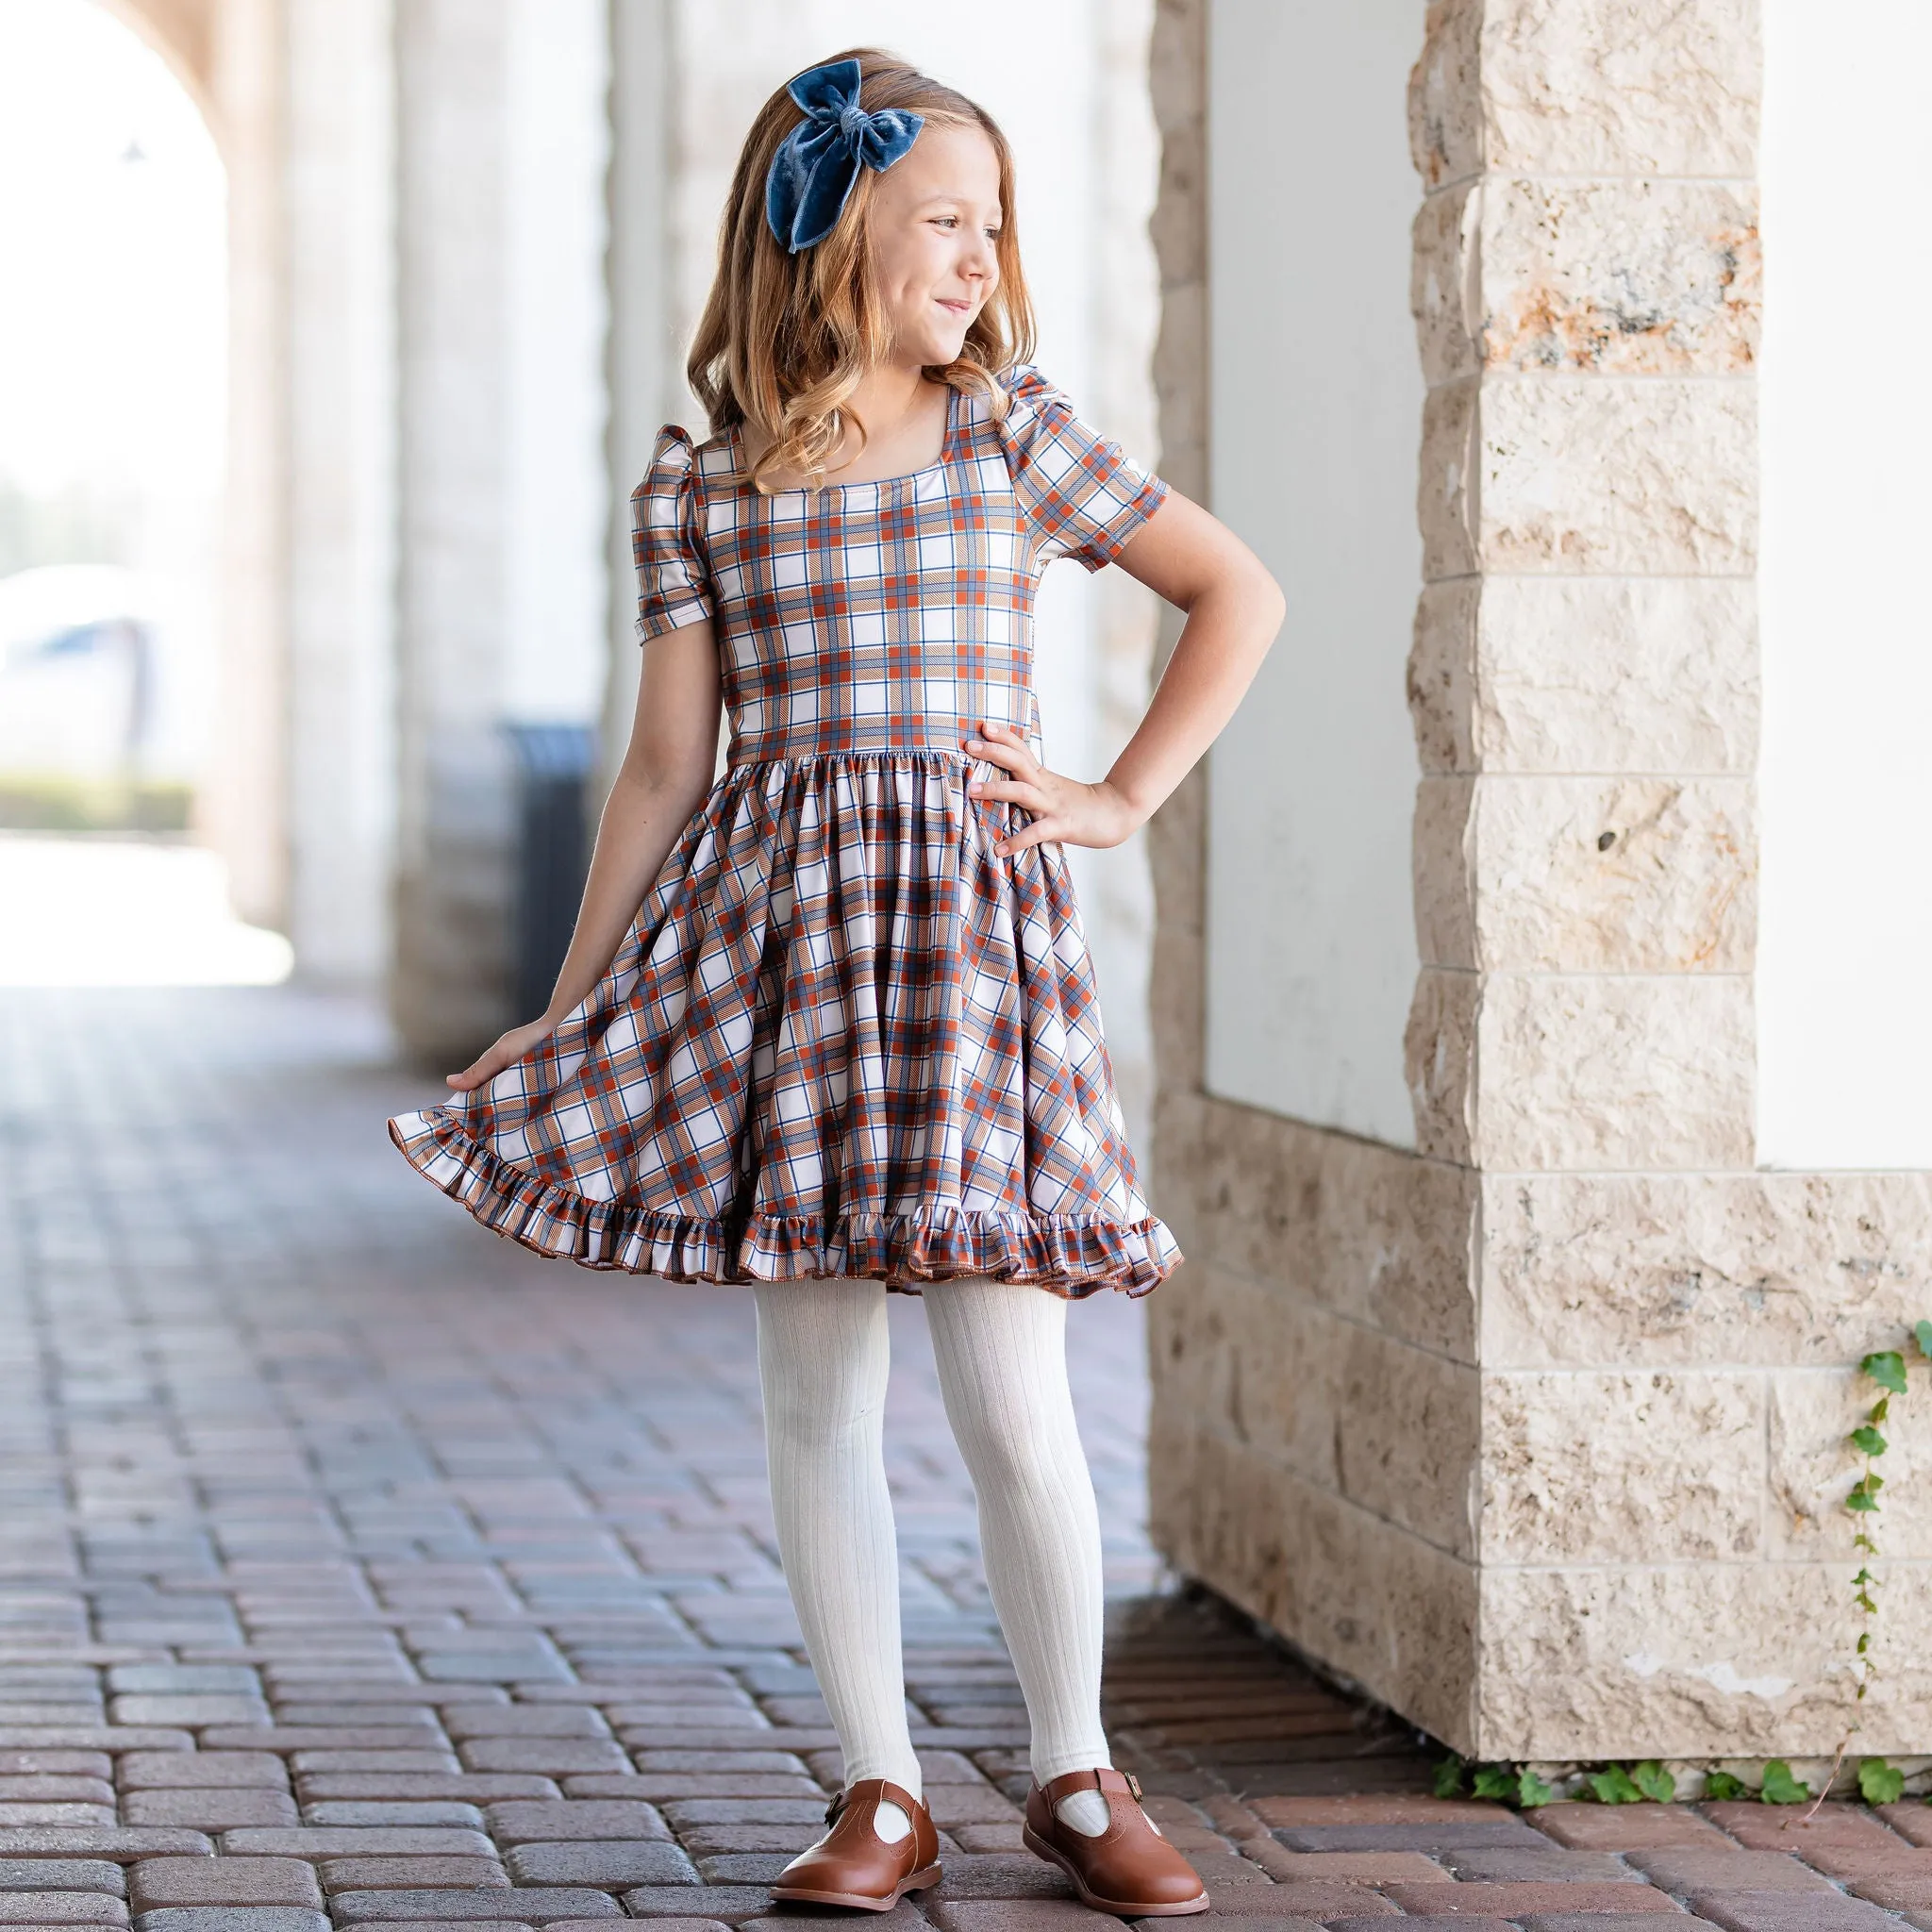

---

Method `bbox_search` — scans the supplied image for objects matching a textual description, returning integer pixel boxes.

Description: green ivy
[1424,1324,1932,1817]
[1839,1324,1932,1759]
[1430,1755,1551,1808]
[1863,1351,1908,1397]
[1586,1764,1643,1805]
[1430,1756,1905,1808]
[1574,1761,1676,1805]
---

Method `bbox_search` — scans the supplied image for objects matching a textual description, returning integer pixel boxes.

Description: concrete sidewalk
[12,987,1915,1928]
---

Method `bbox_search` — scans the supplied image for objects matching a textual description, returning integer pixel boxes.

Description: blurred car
[0,563,158,776]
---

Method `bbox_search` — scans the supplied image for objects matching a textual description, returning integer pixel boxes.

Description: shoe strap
[1040,1765,1143,1809]
[824,1776,928,1829]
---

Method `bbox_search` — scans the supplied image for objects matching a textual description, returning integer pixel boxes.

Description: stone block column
[1406,0,1762,1189]
[1149,0,1932,1767]
[1405,0,1770,1758]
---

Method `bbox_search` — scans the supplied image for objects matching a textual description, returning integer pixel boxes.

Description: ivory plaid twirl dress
[390,366,1181,1297]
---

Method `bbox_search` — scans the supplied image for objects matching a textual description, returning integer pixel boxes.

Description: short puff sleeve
[631,427,715,641]
[995,366,1168,572]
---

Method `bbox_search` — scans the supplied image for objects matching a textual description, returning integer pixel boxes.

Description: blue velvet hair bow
[764,58,924,254]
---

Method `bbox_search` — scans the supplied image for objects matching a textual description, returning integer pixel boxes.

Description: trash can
[505,722,597,1023]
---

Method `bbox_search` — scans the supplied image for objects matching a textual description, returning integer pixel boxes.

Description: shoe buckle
[823,1792,845,1826]
[1124,1770,1144,1805]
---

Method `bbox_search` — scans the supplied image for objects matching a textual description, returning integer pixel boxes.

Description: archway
[0,0,286,984]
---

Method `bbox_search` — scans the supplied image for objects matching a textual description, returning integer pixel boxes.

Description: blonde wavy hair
[688,49,1036,493]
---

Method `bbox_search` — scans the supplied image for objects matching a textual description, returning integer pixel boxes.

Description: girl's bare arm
[448,620,724,1091]
[965,492,1283,854]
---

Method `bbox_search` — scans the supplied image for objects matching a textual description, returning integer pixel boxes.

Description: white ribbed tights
[754,1275,1115,1840]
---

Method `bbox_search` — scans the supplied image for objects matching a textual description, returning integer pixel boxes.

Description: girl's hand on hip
[448,1017,558,1092]
[964,719,1140,857]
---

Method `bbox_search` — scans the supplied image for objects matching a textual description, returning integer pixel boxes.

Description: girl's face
[866,121,1004,369]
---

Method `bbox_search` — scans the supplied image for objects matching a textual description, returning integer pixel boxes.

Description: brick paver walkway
[7,986,1932,1928]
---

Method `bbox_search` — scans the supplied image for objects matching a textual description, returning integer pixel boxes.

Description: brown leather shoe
[1024,1767,1209,1916]
[769,1777,941,1911]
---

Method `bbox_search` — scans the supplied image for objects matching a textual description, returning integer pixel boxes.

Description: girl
[391,50,1280,1918]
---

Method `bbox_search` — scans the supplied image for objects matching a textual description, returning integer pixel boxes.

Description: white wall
[1756,1,1932,1169]
[1204,0,1425,1146]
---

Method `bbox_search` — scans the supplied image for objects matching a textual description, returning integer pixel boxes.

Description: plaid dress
[390,366,1180,1297]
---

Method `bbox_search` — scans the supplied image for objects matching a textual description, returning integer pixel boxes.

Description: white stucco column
[200,0,287,931]
[391,0,610,1061]
[601,0,676,786]
[283,0,397,988]
[503,0,610,737]
[391,0,516,1061]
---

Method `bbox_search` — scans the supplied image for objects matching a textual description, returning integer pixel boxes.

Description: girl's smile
[866,121,1003,368]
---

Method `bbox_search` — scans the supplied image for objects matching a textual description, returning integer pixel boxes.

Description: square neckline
[729,383,958,497]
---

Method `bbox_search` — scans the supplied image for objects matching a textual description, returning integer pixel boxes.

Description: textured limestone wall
[1406,0,1764,1205]
[1147,1091,1483,1744]
[1147,0,1932,1764]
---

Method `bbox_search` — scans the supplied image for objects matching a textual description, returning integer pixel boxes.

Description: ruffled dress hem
[390,1107,1181,1300]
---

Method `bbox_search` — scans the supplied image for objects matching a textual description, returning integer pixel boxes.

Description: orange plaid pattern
[390,368,1177,1297]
